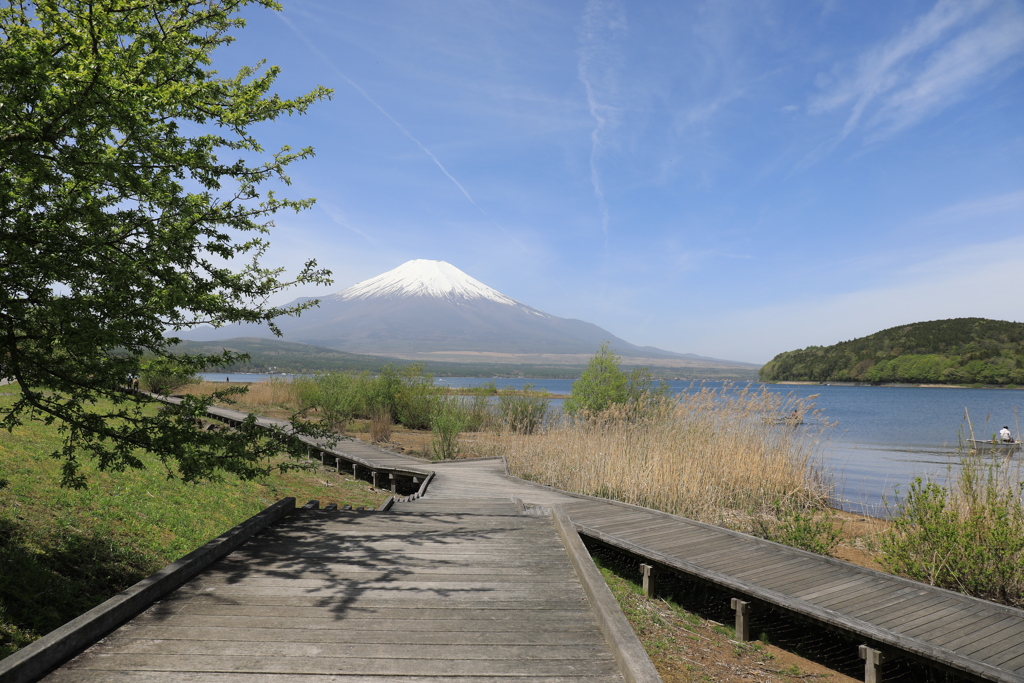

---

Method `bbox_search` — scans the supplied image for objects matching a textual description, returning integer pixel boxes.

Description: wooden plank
[56,654,622,676]
[963,624,1024,663]
[873,598,975,633]
[988,639,1024,668]
[107,625,610,646]
[943,615,1024,653]
[82,640,615,660]
[900,608,998,643]
[732,557,822,586]
[757,566,850,595]
[852,589,960,624]
[821,583,929,616]
[146,604,599,620]
[44,670,628,682]
[793,575,876,602]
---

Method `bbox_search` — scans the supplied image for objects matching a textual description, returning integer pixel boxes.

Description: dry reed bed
[177,379,303,415]
[477,385,833,531]
[178,379,833,531]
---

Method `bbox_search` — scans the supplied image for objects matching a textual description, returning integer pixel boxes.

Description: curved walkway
[12,397,1024,682]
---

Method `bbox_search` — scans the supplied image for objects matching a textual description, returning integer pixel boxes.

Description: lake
[434,378,1024,515]
[201,373,1024,515]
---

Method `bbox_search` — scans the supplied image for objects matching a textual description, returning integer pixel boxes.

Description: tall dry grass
[176,379,304,414]
[479,384,833,532]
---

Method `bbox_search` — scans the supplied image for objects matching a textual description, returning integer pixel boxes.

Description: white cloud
[810,0,1024,141]
[916,189,1024,226]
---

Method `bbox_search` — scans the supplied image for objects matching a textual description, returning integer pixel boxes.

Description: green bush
[392,364,441,430]
[497,383,550,434]
[564,342,669,419]
[138,357,199,396]
[752,500,841,556]
[295,372,366,431]
[879,453,1024,606]
[430,398,466,460]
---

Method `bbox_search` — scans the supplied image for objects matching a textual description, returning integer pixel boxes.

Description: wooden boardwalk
[13,395,1024,682]
[42,498,632,682]
[561,497,1024,682]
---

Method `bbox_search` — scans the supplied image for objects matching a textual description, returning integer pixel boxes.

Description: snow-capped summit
[183,258,709,363]
[337,260,519,306]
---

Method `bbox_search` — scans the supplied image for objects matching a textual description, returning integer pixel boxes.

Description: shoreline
[769,380,1022,389]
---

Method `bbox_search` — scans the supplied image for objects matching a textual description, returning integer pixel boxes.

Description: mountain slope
[759,318,1024,385]
[186,260,755,367]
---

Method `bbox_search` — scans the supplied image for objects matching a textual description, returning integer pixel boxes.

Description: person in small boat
[1000,426,1014,443]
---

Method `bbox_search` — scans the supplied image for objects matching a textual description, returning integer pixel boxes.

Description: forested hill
[759,318,1024,385]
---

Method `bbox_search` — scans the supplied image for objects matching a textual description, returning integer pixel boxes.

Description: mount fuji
[184,260,749,367]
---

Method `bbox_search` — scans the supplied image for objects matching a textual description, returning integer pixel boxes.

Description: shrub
[430,398,466,459]
[879,452,1024,605]
[563,342,668,418]
[294,372,364,431]
[392,364,440,430]
[497,383,550,435]
[752,499,842,556]
[139,357,199,396]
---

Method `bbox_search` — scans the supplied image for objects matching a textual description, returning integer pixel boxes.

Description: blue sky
[213,0,1024,364]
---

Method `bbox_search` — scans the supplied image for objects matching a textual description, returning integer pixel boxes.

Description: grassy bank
[0,388,386,658]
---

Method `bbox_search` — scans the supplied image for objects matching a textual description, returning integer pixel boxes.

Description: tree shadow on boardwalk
[143,503,576,624]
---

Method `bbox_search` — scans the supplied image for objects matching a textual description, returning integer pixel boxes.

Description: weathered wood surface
[232,427,1024,681]
[44,498,627,682]
[561,497,1024,682]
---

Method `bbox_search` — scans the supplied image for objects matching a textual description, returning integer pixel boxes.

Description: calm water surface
[203,373,1024,514]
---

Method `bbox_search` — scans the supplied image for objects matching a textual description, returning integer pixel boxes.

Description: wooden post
[352,464,359,481]
[371,470,379,489]
[389,473,397,494]
[730,598,750,642]
[640,563,654,597]
[859,645,890,683]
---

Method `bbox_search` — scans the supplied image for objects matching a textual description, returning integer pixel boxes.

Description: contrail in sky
[577,0,626,259]
[278,13,529,254]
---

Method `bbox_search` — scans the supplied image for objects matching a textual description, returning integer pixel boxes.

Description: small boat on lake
[968,439,1022,453]
[764,415,804,426]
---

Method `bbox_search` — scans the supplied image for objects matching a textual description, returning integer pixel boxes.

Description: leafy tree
[564,342,667,416]
[0,0,333,486]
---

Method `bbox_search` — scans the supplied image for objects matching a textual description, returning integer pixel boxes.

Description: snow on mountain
[337,260,520,306]
[183,259,728,362]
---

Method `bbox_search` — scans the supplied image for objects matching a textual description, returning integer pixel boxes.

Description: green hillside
[759,318,1024,385]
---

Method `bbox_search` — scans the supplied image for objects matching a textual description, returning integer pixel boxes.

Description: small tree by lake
[563,342,667,417]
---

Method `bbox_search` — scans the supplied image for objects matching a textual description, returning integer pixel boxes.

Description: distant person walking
[1000,426,1013,443]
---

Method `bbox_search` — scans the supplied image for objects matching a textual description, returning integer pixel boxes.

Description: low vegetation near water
[184,355,840,553]
[879,448,1024,607]
[207,356,1024,608]
[760,317,1024,386]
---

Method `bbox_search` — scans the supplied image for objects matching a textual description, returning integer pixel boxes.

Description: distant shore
[770,380,1022,389]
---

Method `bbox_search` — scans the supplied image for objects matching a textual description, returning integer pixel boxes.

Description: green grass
[0,388,386,659]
